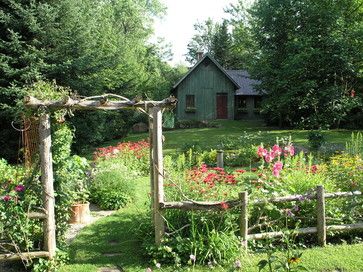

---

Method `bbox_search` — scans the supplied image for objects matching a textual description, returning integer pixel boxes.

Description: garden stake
[239,191,249,250]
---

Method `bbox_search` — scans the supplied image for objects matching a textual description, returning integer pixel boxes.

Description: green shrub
[91,159,136,210]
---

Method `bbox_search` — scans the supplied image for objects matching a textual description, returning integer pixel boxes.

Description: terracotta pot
[69,202,91,224]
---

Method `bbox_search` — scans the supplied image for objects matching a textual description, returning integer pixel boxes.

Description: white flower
[190,254,196,262]
[234,260,242,268]
[155,263,161,269]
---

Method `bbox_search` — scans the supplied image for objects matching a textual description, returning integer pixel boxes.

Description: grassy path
[60,177,150,272]
[61,176,363,272]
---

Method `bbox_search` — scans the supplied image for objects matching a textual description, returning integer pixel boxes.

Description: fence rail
[160,185,363,249]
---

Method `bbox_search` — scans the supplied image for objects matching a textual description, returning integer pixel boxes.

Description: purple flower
[292,205,300,212]
[15,184,25,192]
[286,209,294,217]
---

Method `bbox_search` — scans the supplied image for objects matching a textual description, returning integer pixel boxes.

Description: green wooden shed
[172,54,263,121]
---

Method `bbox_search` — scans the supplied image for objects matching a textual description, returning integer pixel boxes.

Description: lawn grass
[62,177,363,272]
[86,120,361,156]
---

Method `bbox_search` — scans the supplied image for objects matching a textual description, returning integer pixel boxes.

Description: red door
[216,93,228,119]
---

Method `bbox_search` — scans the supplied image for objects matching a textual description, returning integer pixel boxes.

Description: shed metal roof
[226,70,262,96]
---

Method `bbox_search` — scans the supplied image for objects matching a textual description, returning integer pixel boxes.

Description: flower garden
[1,124,362,271]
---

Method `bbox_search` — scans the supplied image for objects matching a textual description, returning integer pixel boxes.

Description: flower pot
[69,202,91,224]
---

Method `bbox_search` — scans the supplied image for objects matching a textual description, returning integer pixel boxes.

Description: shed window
[186,95,195,108]
[236,97,247,109]
[185,95,196,112]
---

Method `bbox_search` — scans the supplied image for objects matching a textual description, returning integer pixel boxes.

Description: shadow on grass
[68,209,150,269]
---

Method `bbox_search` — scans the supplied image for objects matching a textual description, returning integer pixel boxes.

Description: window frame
[185,94,196,113]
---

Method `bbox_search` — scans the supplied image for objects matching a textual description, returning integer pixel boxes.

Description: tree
[247,0,363,128]
[186,18,217,65]
[0,0,180,160]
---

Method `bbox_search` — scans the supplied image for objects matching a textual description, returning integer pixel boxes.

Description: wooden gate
[216,93,228,119]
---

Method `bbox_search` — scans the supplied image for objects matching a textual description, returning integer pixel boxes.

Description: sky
[152,0,240,66]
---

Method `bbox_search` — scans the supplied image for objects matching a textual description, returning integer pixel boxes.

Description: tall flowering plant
[0,179,37,256]
[93,140,150,174]
[257,143,295,178]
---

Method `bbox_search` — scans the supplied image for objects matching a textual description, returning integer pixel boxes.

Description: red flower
[3,195,11,202]
[235,169,246,173]
[251,168,258,172]
[311,165,318,174]
[220,202,229,210]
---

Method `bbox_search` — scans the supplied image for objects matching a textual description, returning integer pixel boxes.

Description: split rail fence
[160,186,363,249]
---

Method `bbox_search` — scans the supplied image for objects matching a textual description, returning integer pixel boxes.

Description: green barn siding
[234,96,262,120]
[176,62,236,121]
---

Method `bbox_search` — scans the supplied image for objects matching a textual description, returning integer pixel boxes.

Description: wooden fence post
[316,185,326,247]
[217,150,224,168]
[38,114,56,259]
[239,191,248,250]
[152,107,165,245]
[148,108,154,224]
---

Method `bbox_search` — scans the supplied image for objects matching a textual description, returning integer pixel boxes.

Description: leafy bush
[224,146,258,166]
[327,154,363,191]
[91,159,136,210]
[52,123,90,245]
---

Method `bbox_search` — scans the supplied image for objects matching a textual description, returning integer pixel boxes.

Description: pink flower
[272,145,282,156]
[3,195,11,202]
[15,184,25,192]
[264,151,275,163]
[273,161,283,171]
[257,146,268,158]
[273,169,280,177]
[220,202,229,210]
[284,145,295,157]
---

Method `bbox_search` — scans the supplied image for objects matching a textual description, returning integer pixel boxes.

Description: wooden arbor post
[38,114,56,259]
[151,107,166,245]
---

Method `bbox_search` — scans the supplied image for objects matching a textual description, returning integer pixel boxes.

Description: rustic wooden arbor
[0,94,176,261]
